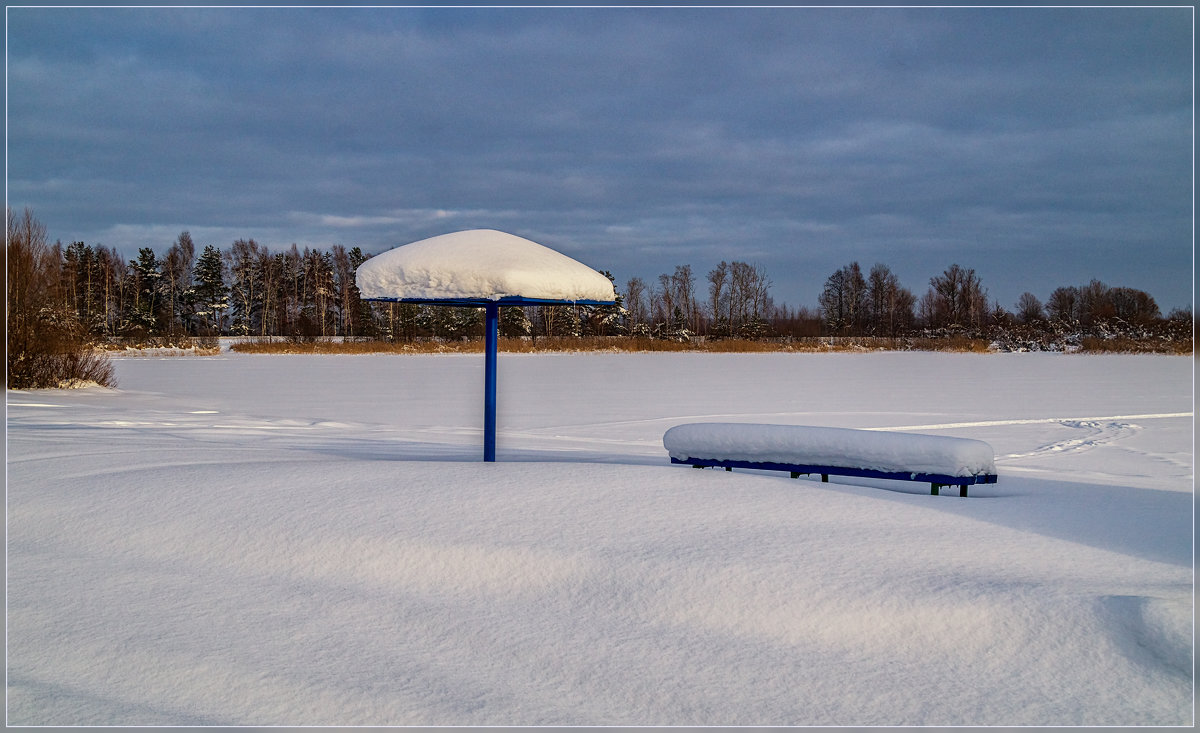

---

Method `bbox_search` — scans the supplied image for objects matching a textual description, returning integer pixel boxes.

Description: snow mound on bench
[664,423,996,478]
[356,229,617,302]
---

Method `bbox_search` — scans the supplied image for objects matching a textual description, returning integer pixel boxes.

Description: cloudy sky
[6,5,1193,311]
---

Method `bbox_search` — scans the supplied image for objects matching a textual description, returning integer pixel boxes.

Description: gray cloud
[6,6,1192,310]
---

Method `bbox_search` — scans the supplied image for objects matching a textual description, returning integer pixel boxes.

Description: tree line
[816,259,1177,332]
[51,231,371,341]
[6,207,1191,387]
[23,227,793,343]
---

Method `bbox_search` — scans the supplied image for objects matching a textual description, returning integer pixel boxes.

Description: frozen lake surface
[6,351,1193,725]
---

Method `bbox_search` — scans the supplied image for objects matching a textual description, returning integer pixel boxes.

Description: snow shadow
[294,432,666,467]
[7,675,226,726]
[295,434,1191,569]
[784,472,1192,568]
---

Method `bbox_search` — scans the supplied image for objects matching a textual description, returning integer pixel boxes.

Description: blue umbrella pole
[484,303,499,462]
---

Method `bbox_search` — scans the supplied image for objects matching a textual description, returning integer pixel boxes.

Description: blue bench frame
[671,456,998,497]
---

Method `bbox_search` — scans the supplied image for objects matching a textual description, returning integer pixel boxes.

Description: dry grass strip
[227,336,1002,355]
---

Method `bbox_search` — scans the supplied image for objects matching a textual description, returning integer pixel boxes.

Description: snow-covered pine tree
[127,247,162,335]
[191,244,229,335]
[543,305,581,338]
[302,248,336,338]
[582,270,626,336]
[344,246,376,338]
[62,241,102,334]
[654,305,692,341]
[448,306,483,340]
[500,304,531,338]
[393,303,421,341]
[416,303,439,338]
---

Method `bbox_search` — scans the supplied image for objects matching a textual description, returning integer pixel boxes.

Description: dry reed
[228,336,1004,355]
[1078,336,1193,355]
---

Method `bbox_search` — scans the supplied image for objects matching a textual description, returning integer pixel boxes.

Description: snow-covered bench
[664,423,998,497]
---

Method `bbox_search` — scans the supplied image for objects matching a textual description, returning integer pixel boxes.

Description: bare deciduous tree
[925,263,987,329]
[820,262,866,335]
[1015,292,1044,324]
[229,238,262,336]
[162,232,195,335]
[6,207,114,388]
[865,263,915,337]
[706,261,729,336]
[623,276,649,334]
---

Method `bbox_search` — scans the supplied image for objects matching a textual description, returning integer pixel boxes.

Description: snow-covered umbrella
[356,229,618,461]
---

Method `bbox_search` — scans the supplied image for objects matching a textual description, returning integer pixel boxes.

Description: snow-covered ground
[6,351,1193,726]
